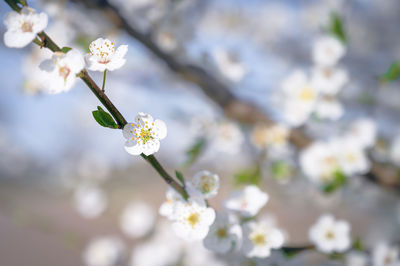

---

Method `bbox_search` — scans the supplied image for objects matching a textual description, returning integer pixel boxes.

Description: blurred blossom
[241,218,285,258]
[211,121,244,155]
[223,185,269,218]
[39,49,85,94]
[155,31,178,52]
[372,243,400,266]
[281,70,318,127]
[74,184,107,219]
[250,124,289,152]
[345,251,369,266]
[22,46,52,94]
[3,7,48,48]
[314,96,344,120]
[308,214,351,254]
[347,118,377,149]
[390,136,400,167]
[203,212,241,254]
[83,236,125,266]
[213,48,246,83]
[312,36,346,67]
[191,170,220,199]
[120,201,155,239]
[311,66,348,95]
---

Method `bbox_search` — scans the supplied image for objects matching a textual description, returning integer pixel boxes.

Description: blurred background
[0,0,400,265]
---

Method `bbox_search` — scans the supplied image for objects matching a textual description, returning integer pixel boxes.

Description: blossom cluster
[280,35,348,127]
[3,7,128,94]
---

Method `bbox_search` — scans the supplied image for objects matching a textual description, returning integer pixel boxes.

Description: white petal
[4,31,35,48]
[154,119,167,139]
[125,141,143,155]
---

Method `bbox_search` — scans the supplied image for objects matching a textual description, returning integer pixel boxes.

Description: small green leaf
[327,12,347,44]
[323,170,347,193]
[380,61,400,83]
[60,47,72,53]
[271,161,292,181]
[234,167,261,186]
[352,237,364,251]
[92,106,118,129]
[183,137,206,167]
[175,170,185,186]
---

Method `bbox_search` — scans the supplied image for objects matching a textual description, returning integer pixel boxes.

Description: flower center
[299,87,315,101]
[21,21,33,32]
[216,228,228,238]
[251,233,266,246]
[325,230,335,240]
[139,128,154,144]
[58,66,71,82]
[187,213,200,227]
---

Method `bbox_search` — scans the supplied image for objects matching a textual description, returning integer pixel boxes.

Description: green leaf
[175,170,185,186]
[327,12,347,44]
[380,61,400,83]
[92,106,118,129]
[323,170,347,193]
[271,161,292,181]
[75,35,92,53]
[183,137,206,167]
[352,237,364,251]
[60,47,72,53]
[234,167,261,186]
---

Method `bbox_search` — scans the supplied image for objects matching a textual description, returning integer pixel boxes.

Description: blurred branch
[78,0,400,193]
[3,0,188,200]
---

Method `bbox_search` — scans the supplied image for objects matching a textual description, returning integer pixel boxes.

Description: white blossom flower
[171,199,216,241]
[83,236,125,266]
[86,38,128,72]
[212,121,244,155]
[372,243,400,266]
[311,66,348,95]
[251,124,289,151]
[345,251,369,266]
[346,118,377,149]
[122,113,167,156]
[224,185,269,217]
[39,49,85,94]
[281,70,318,126]
[312,36,346,67]
[191,170,220,199]
[390,136,400,167]
[335,137,370,176]
[203,212,241,254]
[213,48,246,82]
[242,220,285,258]
[159,187,185,220]
[120,201,155,239]
[74,184,107,219]
[309,214,351,254]
[300,140,339,184]
[3,7,48,48]
[314,96,344,120]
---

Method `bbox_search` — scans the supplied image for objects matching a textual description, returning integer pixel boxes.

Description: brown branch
[76,0,399,193]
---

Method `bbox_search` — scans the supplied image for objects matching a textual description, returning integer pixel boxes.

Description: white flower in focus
[39,49,85,94]
[191,170,220,199]
[120,201,155,238]
[281,70,318,126]
[86,38,128,72]
[309,214,351,254]
[300,141,339,184]
[372,243,400,266]
[346,118,377,149]
[314,96,344,120]
[203,212,241,254]
[213,48,246,82]
[122,113,167,156]
[171,199,216,241]
[224,185,269,217]
[83,236,125,266]
[74,185,107,219]
[212,121,244,155]
[312,36,346,67]
[3,7,48,48]
[312,66,348,95]
[242,220,285,258]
